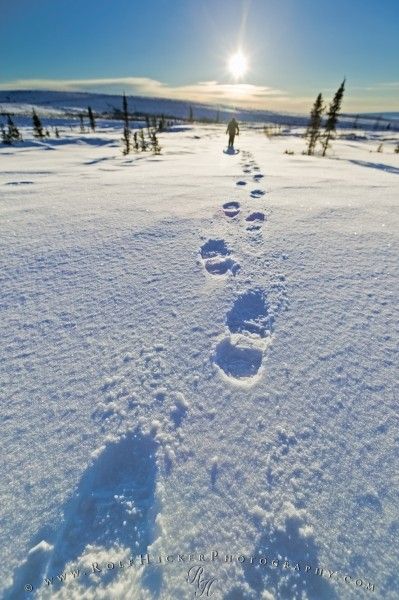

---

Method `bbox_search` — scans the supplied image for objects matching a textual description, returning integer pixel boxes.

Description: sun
[228,51,248,79]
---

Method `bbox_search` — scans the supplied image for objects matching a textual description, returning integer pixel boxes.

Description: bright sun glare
[228,51,248,79]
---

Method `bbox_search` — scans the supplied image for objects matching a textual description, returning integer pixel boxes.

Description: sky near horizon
[1,0,398,114]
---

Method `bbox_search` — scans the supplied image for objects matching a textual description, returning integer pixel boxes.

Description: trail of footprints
[7,151,281,597]
[200,149,285,383]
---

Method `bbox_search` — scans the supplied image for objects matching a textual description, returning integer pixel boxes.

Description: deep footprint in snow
[214,337,263,379]
[236,180,247,186]
[200,239,230,259]
[246,212,265,223]
[223,201,240,217]
[6,431,158,598]
[205,257,240,276]
[213,289,274,381]
[227,289,273,338]
[246,212,266,231]
[253,173,264,181]
[250,189,266,199]
[200,239,239,276]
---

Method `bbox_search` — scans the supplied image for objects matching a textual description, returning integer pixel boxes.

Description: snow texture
[0,107,398,599]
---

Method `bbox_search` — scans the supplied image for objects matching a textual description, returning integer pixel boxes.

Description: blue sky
[1,0,398,113]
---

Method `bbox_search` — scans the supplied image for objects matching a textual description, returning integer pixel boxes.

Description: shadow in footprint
[214,338,263,379]
[205,257,240,276]
[246,212,265,231]
[223,201,240,217]
[250,189,265,199]
[201,239,230,259]
[236,180,247,186]
[243,521,338,600]
[6,431,158,598]
[227,289,272,338]
[246,212,265,222]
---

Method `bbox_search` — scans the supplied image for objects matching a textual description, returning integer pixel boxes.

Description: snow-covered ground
[1,119,398,599]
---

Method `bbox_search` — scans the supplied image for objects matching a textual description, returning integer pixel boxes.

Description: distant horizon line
[0,76,398,115]
[1,88,398,119]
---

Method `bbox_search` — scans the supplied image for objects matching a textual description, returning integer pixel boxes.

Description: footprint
[250,189,265,199]
[253,173,264,181]
[5,180,34,186]
[246,212,265,223]
[222,201,240,218]
[213,289,274,382]
[200,239,239,276]
[205,257,240,276]
[243,168,251,174]
[213,337,263,379]
[200,239,230,259]
[227,289,273,338]
[246,212,266,231]
[236,180,247,186]
[242,505,338,599]
[5,431,159,597]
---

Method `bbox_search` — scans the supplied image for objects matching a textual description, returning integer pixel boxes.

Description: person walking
[226,118,239,148]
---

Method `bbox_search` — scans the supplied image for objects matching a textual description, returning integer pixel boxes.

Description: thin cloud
[0,76,298,110]
[0,77,397,113]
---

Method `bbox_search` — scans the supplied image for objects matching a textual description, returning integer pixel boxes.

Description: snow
[1,111,398,599]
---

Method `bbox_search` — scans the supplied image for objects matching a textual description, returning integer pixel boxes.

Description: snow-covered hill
[0,89,307,125]
[1,120,398,599]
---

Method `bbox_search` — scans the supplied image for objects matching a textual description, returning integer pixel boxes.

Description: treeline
[0,96,165,155]
[0,106,97,144]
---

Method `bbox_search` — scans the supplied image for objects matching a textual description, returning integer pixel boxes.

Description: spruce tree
[1,123,11,144]
[150,130,161,154]
[121,93,131,155]
[32,109,44,139]
[139,128,147,151]
[55,127,60,138]
[158,114,165,131]
[188,105,194,122]
[79,114,85,133]
[321,78,346,157]
[305,93,324,155]
[133,131,139,151]
[6,115,22,141]
[353,114,359,130]
[88,106,96,132]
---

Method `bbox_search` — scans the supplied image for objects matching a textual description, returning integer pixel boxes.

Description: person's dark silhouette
[226,118,239,148]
